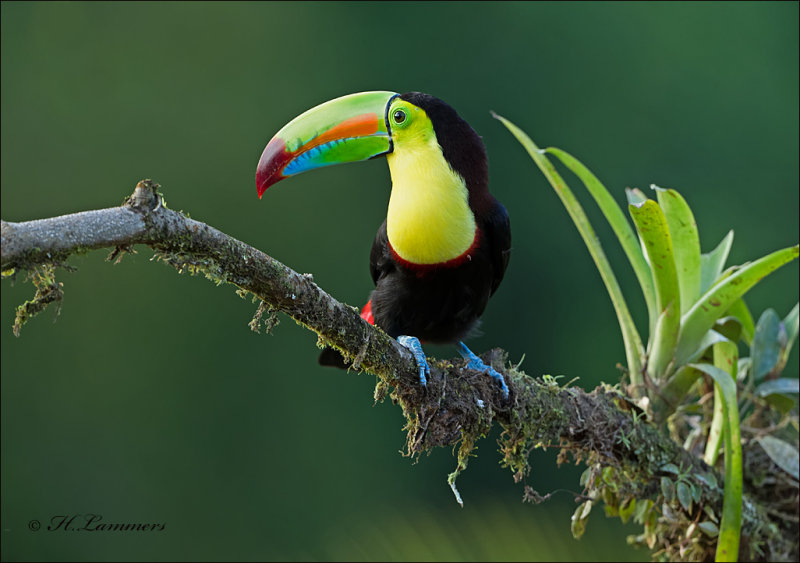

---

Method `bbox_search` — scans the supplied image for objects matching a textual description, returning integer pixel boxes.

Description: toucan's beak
[256,91,398,198]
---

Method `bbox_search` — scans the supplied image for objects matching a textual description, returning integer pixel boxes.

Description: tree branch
[2,180,794,561]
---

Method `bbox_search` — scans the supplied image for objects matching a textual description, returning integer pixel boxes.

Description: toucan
[256,91,511,398]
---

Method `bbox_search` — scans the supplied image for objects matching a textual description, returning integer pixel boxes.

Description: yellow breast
[386,138,477,265]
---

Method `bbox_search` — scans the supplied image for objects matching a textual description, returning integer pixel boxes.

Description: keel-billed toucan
[256,91,511,397]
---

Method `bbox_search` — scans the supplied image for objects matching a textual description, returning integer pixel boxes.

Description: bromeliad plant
[494,114,798,562]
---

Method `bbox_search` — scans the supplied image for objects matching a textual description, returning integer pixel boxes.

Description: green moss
[13,264,64,336]
[249,301,280,334]
[498,367,570,480]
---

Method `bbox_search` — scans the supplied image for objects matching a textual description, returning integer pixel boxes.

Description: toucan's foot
[397,335,430,388]
[457,342,509,399]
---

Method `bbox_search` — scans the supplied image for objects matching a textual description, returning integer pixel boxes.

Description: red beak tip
[255,137,290,198]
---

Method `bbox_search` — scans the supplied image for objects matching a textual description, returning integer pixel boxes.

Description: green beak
[256,91,398,197]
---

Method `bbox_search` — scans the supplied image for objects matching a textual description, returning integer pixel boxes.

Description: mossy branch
[1,180,795,561]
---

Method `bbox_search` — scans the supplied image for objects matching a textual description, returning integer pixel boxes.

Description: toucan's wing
[484,199,511,296]
[369,219,393,287]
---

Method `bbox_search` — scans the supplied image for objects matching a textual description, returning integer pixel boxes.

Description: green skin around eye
[389,103,414,129]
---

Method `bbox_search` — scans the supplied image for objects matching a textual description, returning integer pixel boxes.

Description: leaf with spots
[675,245,798,366]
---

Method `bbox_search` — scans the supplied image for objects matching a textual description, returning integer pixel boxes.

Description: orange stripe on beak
[300,113,381,154]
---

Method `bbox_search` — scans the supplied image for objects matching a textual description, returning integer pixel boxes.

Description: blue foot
[457,342,509,399]
[397,335,431,388]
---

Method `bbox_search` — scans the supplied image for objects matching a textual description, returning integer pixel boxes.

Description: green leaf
[736,357,751,382]
[676,245,799,367]
[601,466,619,491]
[651,303,681,380]
[571,500,592,539]
[783,303,799,357]
[755,378,799,397]
[696,471,719,490]
[704,341,738,467]
[619,497,636,524]
[777,303,799,375]
[703,504,719,523]
[686,330,730,364]
[656,186,701,315]
[660,462,681,475]
[751,309,782,381]
[633,498,654,525]
[724,298,755,346]
[690,481,701,504]
[629,200,680,315]
[700,230,734,294]
[644,509,658,549]
[756,435,799,480]
[699,521,720,538]
[661,476,675,502]
[629,199,680,379]
[602,487,619,512]
[579,466,593,487]
[704,382,725,467]
[676,480,693,512]
[764,393,796,415]
[547,148,657,337]
[713,316,742,343]
[657,365,703,418]
[494,113,645,385]
[689,362,742,563]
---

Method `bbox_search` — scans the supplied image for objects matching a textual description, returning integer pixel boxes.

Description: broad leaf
[571,500,592,539]
[699,521,720,538]
[619,497,636,524]
[656,186,701,315]
[676,480,693,513]
[756,378,799,414]
[676,245,799,366]
[629,199,680,379]
[755,378,799,397]
[751,309,782,381]
[756,435,800,480]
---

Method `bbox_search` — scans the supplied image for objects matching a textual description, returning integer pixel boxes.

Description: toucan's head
[256,91,487,198]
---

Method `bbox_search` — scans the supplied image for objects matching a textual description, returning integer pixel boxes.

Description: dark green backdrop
[2,2,797,561]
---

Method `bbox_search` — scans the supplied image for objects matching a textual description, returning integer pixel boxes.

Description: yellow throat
[385,135,477,265]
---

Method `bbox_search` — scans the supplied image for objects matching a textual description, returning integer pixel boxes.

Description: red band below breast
[388,227,481,273]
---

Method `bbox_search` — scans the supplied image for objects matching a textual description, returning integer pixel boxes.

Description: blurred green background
[2,2,797,561]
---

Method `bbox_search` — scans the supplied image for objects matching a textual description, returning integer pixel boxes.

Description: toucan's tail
[318,300,374,369]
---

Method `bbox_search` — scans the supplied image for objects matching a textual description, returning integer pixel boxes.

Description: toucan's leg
[397,335,430,387]
[457,342,509,399]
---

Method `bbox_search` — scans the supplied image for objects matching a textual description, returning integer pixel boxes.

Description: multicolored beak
[256,91,398,198]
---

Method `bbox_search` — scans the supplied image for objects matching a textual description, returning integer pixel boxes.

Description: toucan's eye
[392,109,406,124]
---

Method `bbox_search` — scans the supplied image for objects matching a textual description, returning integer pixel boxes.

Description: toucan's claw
[397,335,430,388]
[457,342,510,399]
